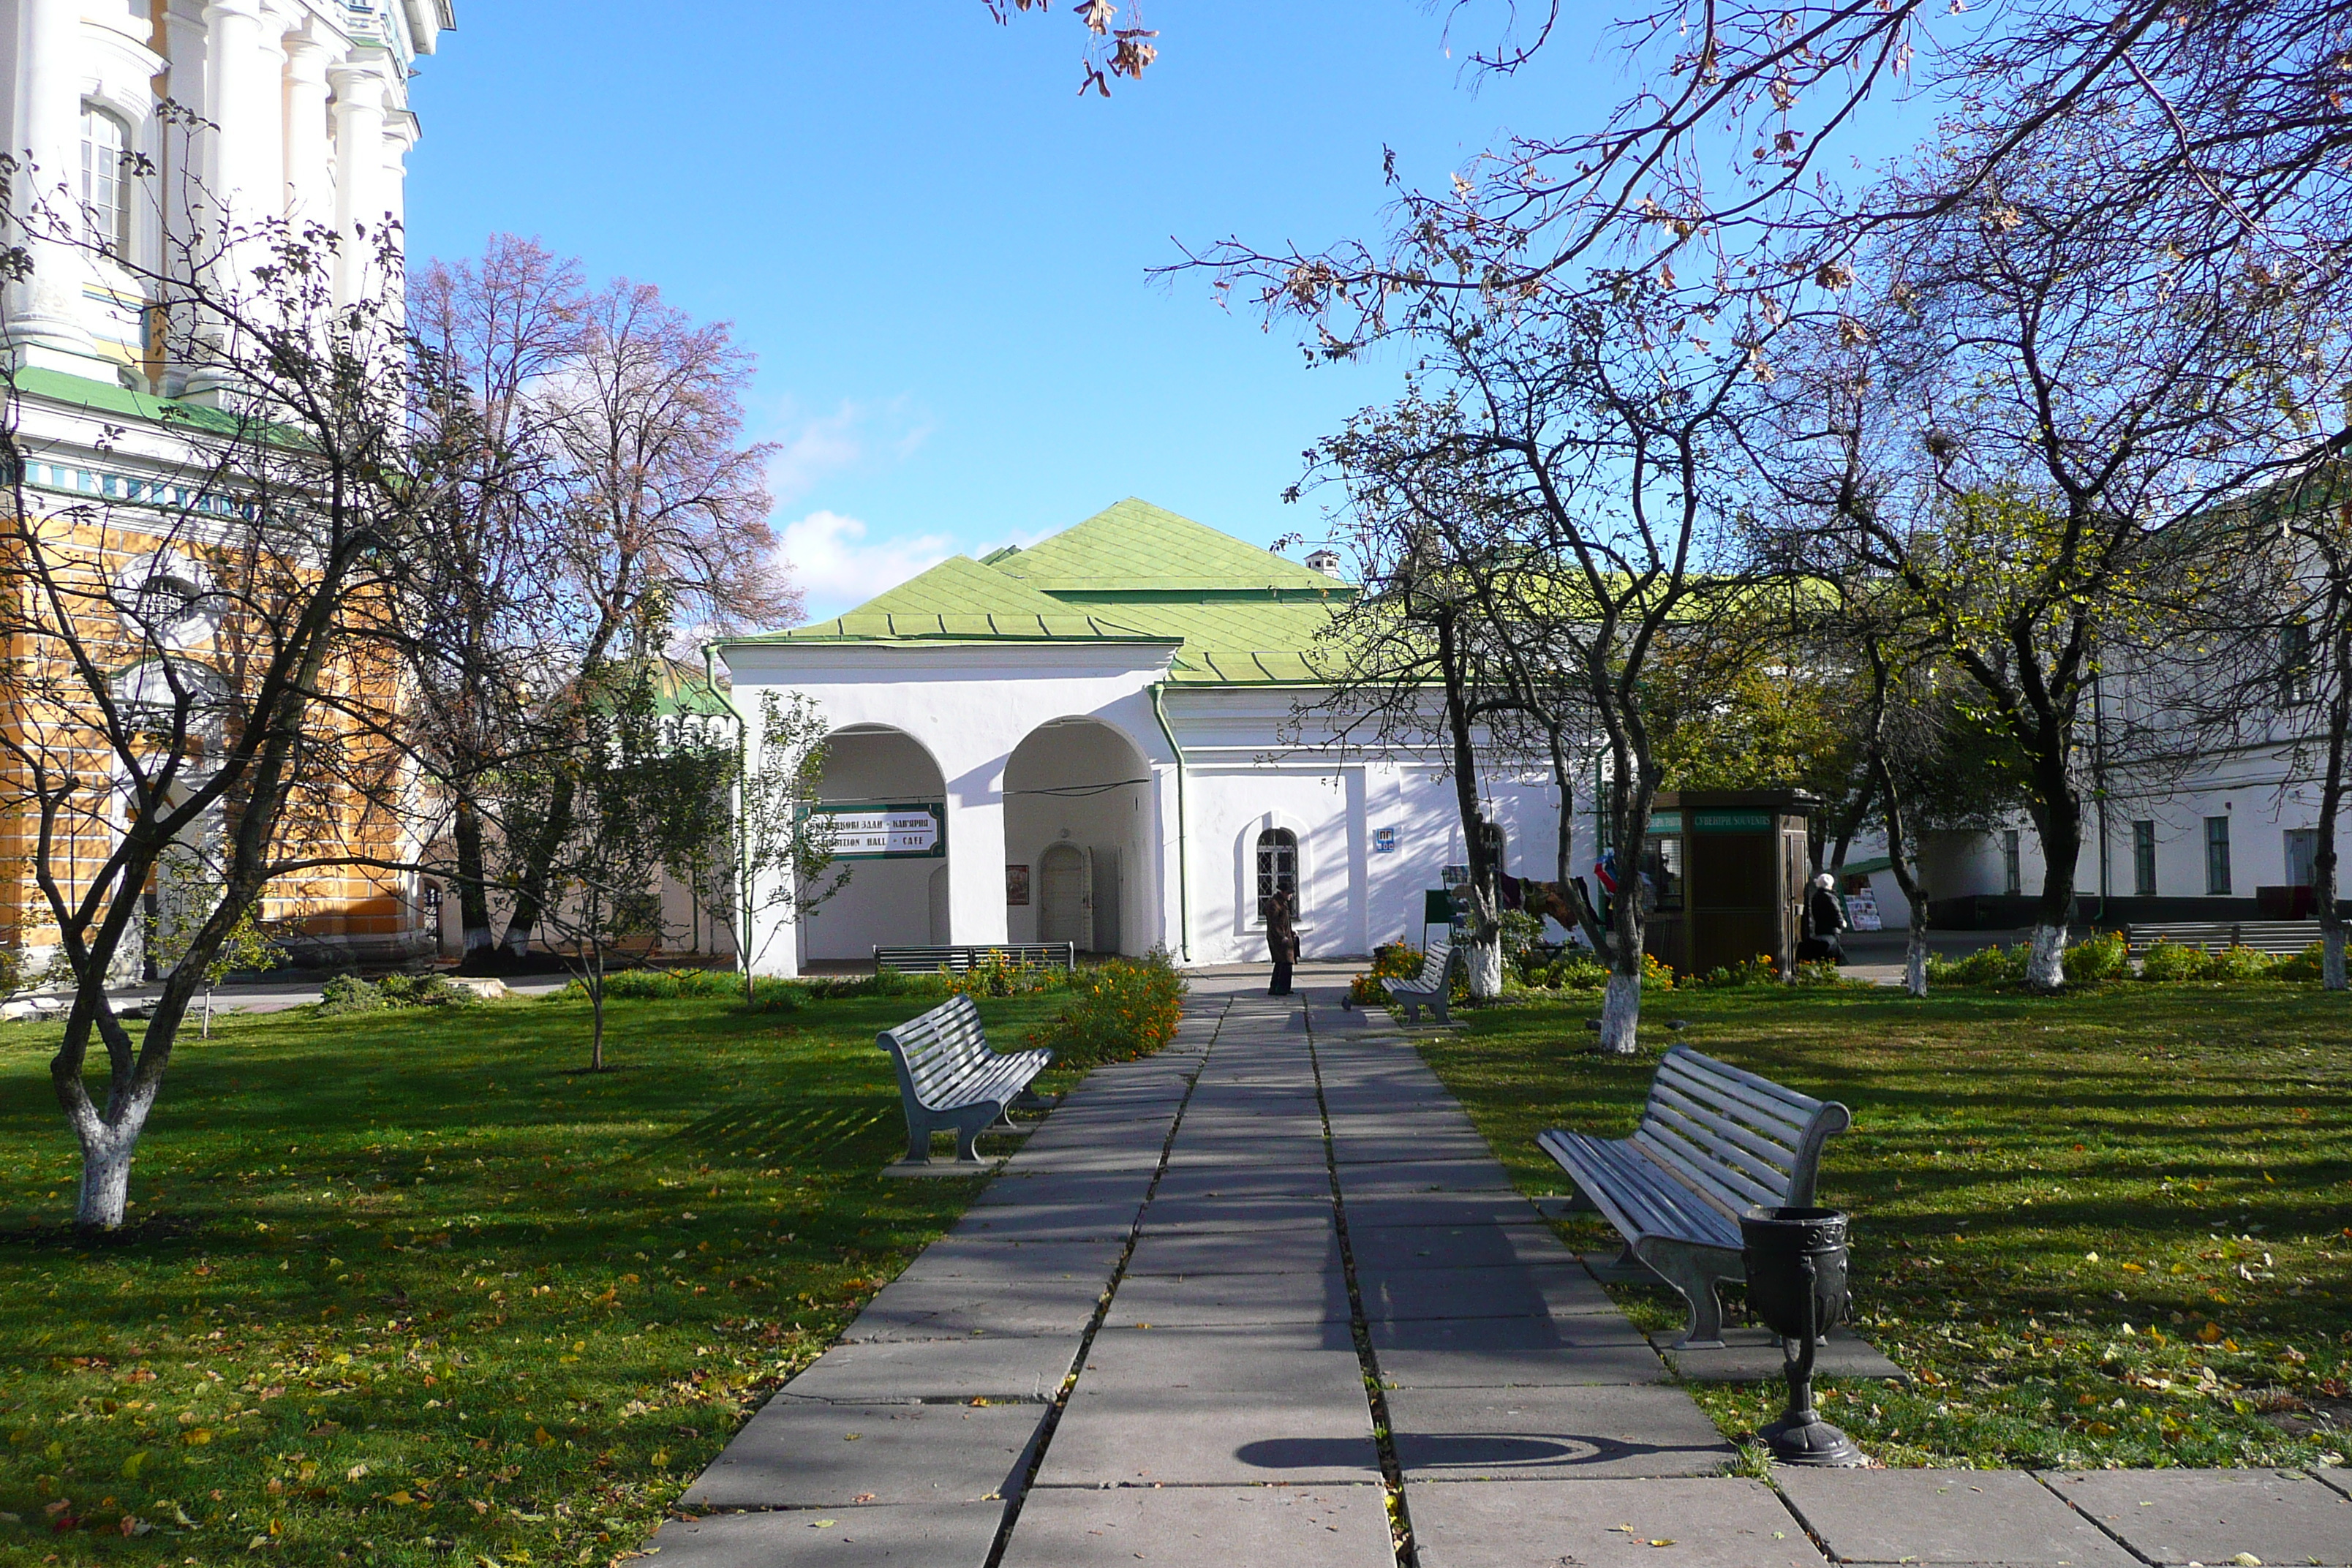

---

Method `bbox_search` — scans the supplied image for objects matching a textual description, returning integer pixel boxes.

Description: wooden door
[1039,843,1086,947]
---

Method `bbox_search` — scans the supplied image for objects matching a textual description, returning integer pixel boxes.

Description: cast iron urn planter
[1738,1205,1869,1466]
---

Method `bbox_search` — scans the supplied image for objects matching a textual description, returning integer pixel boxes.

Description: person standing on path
[1265,890,1300,996]
[1801,870,1848,965]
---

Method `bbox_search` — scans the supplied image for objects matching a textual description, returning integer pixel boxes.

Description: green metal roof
[721,499,1354,682]
[992,498,1355,597]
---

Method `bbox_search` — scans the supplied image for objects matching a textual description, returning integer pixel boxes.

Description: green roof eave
[7,364,250,437]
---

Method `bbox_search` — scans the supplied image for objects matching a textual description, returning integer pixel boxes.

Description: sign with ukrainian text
[806,803,946,859]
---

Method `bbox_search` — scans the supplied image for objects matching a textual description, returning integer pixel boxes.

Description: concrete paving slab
[770,1335,1081,1403]
[1336,1159,1518,1195]
[1773,1468,2139,1567]
[839,1273,1107,1341]
[1358,1262,1620,1321]
[1344,1193,1548,1230]
[1330,1134,1499,1166]
[1035,1384,1382,1486]
[1349,1221,1582,1272]
[1000,1485,1393,1567]
[1153,1166,1337,1204]
[1407,1475,1828,1568]
[1139,1195,1335,1232]
[1104,1268,1353,1327]
[643,1502,1006,1567]
[968,1171,1159,1211]
[1384,1383,1735,1479]
[1073,1330,1368,1395]
[1126,1225,1344,1275]
[883,1237,1123,1283]
[1653,1327,1907,1382]
[2316,1466,2352,1503]
[944,1205,1142,1243]
[682,1400,1046,1509]
[998,1145,1168,1175]
[1374,1340,1670,1390]
[2041,1466,2352,1566]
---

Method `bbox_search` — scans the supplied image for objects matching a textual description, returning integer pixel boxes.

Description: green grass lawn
[1418,981,2352,1471]
[0,987,1069,1564]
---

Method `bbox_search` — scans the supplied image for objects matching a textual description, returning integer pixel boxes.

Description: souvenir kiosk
[1636,790,1818,980]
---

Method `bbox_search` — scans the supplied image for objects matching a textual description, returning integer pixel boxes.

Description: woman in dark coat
[1266,890,1300,996]
[1801,872,1847,965]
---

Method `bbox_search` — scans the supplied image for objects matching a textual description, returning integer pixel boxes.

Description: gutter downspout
[1150,681,1191,964]
[703,643,753,990]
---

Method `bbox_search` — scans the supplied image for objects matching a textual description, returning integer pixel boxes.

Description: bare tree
[404,235,584,963]
[0,171,437,1229]
[494,279,794,961]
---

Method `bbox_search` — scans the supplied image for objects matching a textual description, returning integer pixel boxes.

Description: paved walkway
[647,972,2352,1567]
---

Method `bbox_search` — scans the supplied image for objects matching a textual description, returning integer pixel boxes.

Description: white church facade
[716,500,1573,973]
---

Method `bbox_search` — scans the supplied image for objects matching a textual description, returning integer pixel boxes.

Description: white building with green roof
[713,500,1568,972]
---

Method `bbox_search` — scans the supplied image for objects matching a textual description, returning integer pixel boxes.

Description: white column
[946,764,1011,946]
[280,34,331,228]
[199,0,272,227]
[378,108,415,312]
[4,0,106,370]
[327,55,386,306]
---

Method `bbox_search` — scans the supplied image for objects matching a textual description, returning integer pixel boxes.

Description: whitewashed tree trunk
[1904,921,1929,998]
[1599,971,1641,1054]
[1466,929,1504,1000]
[69,1084,158,1230]
[2025,921,2067,990]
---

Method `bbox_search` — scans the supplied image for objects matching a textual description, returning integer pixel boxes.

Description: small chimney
[1305,549,1343,578]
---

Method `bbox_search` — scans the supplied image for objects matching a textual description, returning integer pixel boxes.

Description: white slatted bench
[2124,921,2318,956]
[1539,1044,1852,1348]
[877,995,1053,1165]
[873,943,1077,973]
[1385,940,1456,1026]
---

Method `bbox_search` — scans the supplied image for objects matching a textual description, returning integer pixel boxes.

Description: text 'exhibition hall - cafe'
[713,500,1575,973]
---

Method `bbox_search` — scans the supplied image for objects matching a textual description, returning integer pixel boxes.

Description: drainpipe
[1150,682,1191,963]
[703,644,752,981]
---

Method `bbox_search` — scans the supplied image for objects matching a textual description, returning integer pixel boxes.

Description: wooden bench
[873,943,1077,974]
[2124,921,2318,956]
[1538,1045,1851,1348]
[1385,941,1456,1025]
[877,995,1054,1165]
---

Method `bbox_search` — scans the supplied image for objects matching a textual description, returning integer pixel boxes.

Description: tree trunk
[453,798,497,957]
[589,948,606,1072]
[1465,881,1505,999]
[1598,786,1648,1055]
[2023,783,2082,991]
[201,989,213,1039]
[1599,970,1641,1055]
[2315,600,2352,991]
[64,1067,160,1230]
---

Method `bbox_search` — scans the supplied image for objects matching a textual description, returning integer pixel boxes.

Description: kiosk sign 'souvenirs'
[806,804,947,859]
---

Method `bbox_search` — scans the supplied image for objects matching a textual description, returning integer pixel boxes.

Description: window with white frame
[80,105,132,255]
[1254,828,1297,921]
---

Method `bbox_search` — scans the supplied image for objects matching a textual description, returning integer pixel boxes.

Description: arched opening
[799,724,949,965]
[1004,717,1153,956]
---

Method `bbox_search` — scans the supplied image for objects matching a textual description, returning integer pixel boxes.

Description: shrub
[2277,941,2326,982]
[2136,938,2204,982]
[1531,951,1610,991]
[1696,954,1779,989]
[2204,943,2277,982]
[1793,958,1845,986]
[2062,931,2130,986]
[318,973,479,1017]
[1349,944,1431,1006]
[1029,947,1186,1070]
[598,967,736,1000]
[1641,951,1677,991]
[315,973,387,1016]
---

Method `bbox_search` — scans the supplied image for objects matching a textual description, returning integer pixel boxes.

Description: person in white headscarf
[1801,870,1848,965]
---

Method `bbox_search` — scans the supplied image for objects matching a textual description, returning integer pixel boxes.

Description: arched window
[80,105,132,255]
[1254,827,1297,921]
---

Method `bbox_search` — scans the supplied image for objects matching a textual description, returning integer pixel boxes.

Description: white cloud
[764,397,934,505]
[779,510,957,622]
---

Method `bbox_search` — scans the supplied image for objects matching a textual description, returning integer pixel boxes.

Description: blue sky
[400,3,1625,622]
